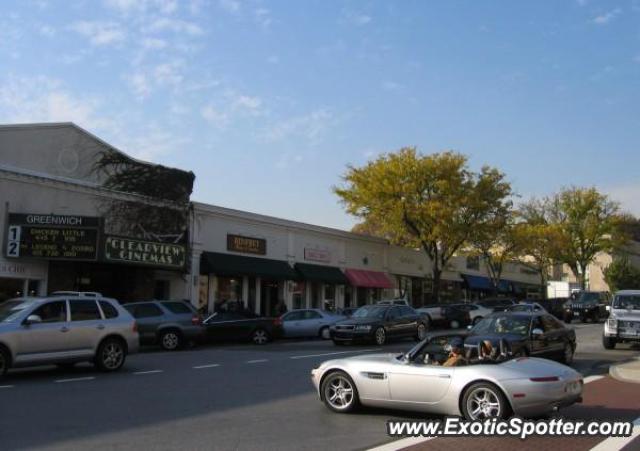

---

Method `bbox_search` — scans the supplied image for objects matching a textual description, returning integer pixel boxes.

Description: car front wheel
[321,371,359,413]
[602,335,617,350]
[415,323,427,341]
[472,316,482,326]
[562,342,574,364]
[0,347,9,378]
[374,327,386,345]
[319,326,331,340]
[95,338,126,372]
[462,382,510,420]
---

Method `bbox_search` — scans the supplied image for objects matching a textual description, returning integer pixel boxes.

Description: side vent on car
[363,372,386,380]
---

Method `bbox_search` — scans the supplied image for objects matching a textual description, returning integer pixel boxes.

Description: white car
[449,303,493,326]
[377,299,410,306]
[603,290,640,349]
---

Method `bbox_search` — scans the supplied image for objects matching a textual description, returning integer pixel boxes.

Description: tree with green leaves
[545,187,621,290]
[335,148,512,302]
[469,213,524,296]
[604,256,640,292]
[517,199,564,297]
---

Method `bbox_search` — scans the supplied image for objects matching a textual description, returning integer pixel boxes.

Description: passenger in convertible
[441,337,467,367]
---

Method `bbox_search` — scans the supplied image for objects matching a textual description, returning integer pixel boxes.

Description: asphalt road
[0,323,638,451]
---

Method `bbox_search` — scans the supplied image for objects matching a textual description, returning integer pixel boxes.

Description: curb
[609,358,640,384]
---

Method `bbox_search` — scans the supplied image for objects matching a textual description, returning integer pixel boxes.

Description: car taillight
[530,376,559,382]
[192,316,202,325]
[274,317,283,327]
[132,321,138,333]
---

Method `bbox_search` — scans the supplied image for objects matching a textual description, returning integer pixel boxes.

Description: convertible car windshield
[471,315,531,336]
[613,296,640,310]
[352,306,387,319]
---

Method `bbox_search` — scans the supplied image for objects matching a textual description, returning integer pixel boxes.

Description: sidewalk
[610,357,640,384]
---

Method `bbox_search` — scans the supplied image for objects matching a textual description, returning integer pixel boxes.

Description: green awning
[200,252,299,280]
[295,263,349,285]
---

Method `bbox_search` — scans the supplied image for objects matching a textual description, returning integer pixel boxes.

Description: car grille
[620,320,640,328]
[334,325,355,331]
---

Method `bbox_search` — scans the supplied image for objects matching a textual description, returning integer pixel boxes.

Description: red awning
[344,269,394,289]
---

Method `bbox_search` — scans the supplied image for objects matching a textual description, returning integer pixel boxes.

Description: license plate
[573,312,580,317]
[565,381,581,394]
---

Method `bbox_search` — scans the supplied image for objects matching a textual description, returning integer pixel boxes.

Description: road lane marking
[55,377,95,383]
[589,416,640,451]
[0,385,14,389]
[133,370,163,375]
[584,375,605,384]
[246,359,268,364]
[193,364,220,369]
[290,349,375,359]
[367,436,436,451]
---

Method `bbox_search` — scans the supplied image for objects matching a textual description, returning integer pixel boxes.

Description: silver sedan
[311,333,583,420]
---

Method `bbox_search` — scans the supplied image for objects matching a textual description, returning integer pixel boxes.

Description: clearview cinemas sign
[104,236,186,269]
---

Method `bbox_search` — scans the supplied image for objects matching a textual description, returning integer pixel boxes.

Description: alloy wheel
[325,375,355,410]
[253,329,268,345]
[417,324,426,340]
[102,342,124,370]
[466,387,502,420]
[375,328,386,345]
[320,327,331,340]
[162,332,180,350]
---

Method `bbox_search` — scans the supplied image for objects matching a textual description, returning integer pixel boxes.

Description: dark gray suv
[124,301,204,351]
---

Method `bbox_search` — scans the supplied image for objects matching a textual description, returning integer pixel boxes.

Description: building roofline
[0,122,190,174]
[193,201,388,244]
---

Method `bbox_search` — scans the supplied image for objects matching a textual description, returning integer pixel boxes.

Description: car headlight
[607,318,618,329]
[354,325,372,331]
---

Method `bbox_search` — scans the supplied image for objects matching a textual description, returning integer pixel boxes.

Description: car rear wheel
[562,342,574,364]
[321,371,359,413]
[374,327,386,345]
[95,338,126,372]
[415,323,427,341]
[252,328,270,345]
[462,382,509,420]
[602,335,617,350]
[472,316,482,326]
[160,330,182,351]
[0,347,9,378]
[319,326,331,340]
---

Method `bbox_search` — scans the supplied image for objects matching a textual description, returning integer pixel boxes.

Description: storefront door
[260,280,279,317]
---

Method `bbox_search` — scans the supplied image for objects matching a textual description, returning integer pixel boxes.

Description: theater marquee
[104,236,186,269]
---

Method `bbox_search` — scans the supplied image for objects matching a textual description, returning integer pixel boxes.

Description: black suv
[563,291,610,323]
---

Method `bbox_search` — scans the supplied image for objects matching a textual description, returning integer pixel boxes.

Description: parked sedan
[465,311,576,364]
[449,303,493,326]
[476,298,517,312]
[280,309,345,339]
[124,300,203,351]
[506,302,547,313]
[203,310,280,345]
[330,304,428,345]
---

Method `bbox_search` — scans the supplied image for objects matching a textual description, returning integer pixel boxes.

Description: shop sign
[104,236,186,269]
[304,248,331,263]
[0,261,27,277]
[6,213,100,261]
[227,234,266,255]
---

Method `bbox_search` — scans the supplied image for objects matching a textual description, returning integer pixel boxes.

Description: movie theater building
[0,123,192,303]
[192,203,396,316]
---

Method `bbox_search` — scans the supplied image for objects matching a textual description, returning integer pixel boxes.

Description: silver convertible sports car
[311,332,583,420]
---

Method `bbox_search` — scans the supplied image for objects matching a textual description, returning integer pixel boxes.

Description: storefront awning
[294,263,349,285]
[344,269,394,289]
[461,274,511,292]
[200,252,299,280]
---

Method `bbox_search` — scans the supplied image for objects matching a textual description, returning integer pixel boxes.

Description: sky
[1,0,639,230]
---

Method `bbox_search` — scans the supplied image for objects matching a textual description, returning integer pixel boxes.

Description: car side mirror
[24,314,42,326]
[531,328,544,337]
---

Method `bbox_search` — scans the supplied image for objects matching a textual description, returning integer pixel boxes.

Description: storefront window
[0,278,24,303]
[292,282,305,309]
[217,276,243,310]
[344,286,353,307]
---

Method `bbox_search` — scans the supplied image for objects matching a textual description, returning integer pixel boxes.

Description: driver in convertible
[441,337,467,367]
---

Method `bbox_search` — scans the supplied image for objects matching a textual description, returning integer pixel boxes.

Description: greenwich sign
[104,236,186,269]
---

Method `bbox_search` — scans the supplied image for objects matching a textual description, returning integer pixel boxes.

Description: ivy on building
[93,150,195,243]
